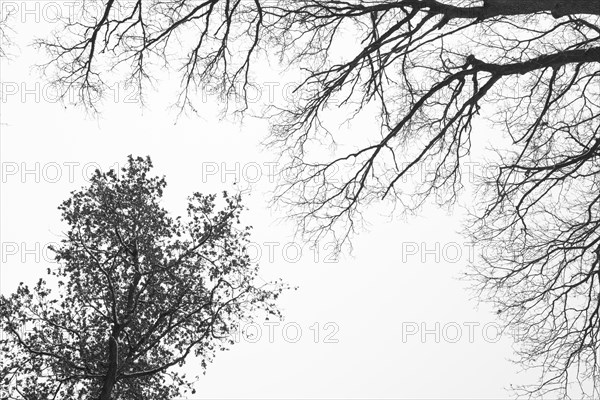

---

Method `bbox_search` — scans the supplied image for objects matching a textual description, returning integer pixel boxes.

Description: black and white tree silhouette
[8,0,600,397]
[0,156,285,399]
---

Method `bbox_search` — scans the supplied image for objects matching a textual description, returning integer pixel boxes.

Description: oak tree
[0,156,285,399]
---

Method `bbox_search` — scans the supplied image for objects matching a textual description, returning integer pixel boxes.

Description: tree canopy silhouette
[5,0,600,397]
[0,156,285,399]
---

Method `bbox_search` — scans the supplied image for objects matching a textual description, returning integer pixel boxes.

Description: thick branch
[392,0,600,19]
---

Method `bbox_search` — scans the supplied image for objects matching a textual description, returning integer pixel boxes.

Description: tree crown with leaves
[0,156,285,400]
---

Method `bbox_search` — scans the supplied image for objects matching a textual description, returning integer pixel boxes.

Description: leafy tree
[4,0,599,397]
[0,156,285,399]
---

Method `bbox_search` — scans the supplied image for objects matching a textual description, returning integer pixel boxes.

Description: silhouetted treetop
[0,156,286,399]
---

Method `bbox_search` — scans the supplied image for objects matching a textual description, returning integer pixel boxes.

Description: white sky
[0,2,533,398]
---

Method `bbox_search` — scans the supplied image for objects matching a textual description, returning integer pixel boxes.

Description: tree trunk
[99,335,119,400]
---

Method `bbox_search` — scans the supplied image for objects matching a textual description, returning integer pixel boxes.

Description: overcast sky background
[0,3,534,398]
